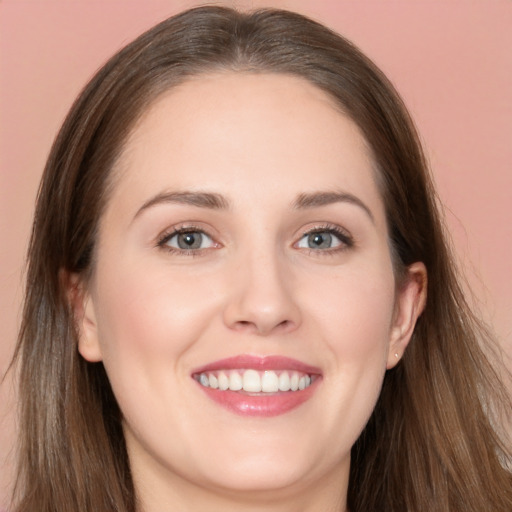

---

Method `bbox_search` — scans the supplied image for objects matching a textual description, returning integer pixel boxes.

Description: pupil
[178,232,201,249]
[309,232,331,249]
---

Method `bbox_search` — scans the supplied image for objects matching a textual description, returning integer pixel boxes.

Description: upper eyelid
[300,224,351,236]
[298,223,353,240]
[158,222,214,235]
[156,224,215,246]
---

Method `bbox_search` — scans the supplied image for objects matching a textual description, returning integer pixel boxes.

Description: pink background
[1,0,511,505]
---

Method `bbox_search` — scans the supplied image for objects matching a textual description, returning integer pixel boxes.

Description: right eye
[158,229,216,252]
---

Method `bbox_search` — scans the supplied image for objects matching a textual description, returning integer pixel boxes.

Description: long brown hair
[11,6,512,511]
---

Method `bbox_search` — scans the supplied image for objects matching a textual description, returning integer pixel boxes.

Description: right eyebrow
[132,190,230,222]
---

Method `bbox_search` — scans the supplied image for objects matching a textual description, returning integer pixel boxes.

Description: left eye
[163,230,214,250]
[297,231,343,250]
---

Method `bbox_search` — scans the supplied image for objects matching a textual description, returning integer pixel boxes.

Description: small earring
[394,353,399,359]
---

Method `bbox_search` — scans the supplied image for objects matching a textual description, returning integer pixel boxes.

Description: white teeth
[290,372,299,391]
[208,373,218,389]
[229,371,243,391]
[261,371,279,392]
[278,371,291,391]
[243,369,262,392]
[197,369,314,393]
[218,371,229,390]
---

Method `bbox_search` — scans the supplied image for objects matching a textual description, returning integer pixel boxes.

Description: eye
[296,227,353,251]
[159,229,215,252]
[298,231,339,250]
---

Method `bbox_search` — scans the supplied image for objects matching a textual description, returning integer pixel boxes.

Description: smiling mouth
[191,355,321,416]
[193,369,315,393]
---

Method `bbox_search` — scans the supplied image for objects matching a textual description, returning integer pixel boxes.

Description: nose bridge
[223,234,300,335]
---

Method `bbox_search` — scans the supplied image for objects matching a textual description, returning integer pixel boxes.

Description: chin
[199,457,317,495]
[187,432,343,495]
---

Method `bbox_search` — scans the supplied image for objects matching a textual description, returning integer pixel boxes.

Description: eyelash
[297,223,355,255]
[156,223,355,256]
[156,225,215,256]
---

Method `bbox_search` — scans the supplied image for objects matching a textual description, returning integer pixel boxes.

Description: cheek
[91,258,222,380]
[89,258,228,458]
[309,263,396,359]
[302,262,396,439]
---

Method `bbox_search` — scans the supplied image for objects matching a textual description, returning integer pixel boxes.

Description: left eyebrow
[292,191,374,223]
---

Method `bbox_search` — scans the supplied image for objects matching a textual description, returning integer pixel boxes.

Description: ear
[65,271,103,363]
[386,262,427,369]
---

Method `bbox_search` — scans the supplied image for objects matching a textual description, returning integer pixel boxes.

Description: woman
[10,6,512,512]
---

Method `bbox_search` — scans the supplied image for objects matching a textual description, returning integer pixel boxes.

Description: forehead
[107,72,384,222]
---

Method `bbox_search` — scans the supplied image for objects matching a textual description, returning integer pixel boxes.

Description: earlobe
[387,262,427,369]
[66,271,103,363]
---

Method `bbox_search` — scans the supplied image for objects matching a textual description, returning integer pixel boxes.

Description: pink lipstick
[192,355,321,417]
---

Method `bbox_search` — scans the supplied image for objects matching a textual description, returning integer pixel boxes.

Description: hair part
[12,6,511,511]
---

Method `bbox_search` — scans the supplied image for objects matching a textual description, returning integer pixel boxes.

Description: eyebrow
[293,191,374,223]
[134,191,230,220]
[133,189,374,223]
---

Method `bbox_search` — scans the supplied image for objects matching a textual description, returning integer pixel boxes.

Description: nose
[222,248,301,336]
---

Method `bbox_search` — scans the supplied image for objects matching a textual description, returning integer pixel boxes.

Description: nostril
[231,318,295,335]
[277,320,290,329]
[232,320,253,332]
[276,320,295,333]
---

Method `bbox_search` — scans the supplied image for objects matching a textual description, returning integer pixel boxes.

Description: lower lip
[196,379,320,417]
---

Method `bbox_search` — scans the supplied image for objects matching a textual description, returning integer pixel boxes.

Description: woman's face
[77,73,425,506]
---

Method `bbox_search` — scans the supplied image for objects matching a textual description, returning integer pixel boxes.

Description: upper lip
[192,354,322,375]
